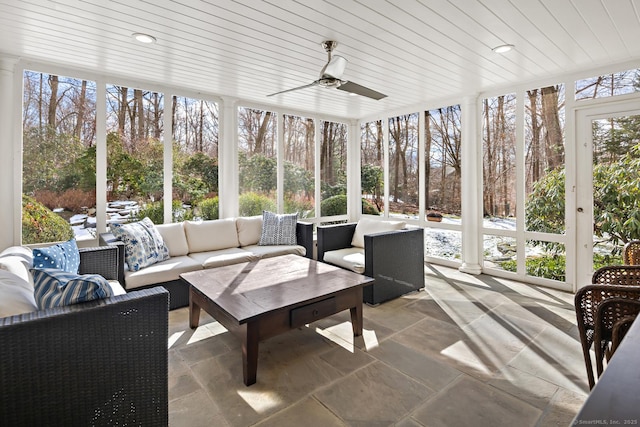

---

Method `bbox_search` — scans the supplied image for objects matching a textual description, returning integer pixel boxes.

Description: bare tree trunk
[38,73,44,130]
[134,89,144,142]
[171,95,177,140]
[118,86,128,136]
[74,80,87,144]
[527,89,541,185]
[541,85,563,170]
[254,110,272,155]
[47,74,59,129]
[198,99,205,152]
[425,110,432,210]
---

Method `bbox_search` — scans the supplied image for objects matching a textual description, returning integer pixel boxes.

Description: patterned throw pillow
[32,238,80,274]
[31,268,113,310]
[110,217,170,271]
[258,211,298,246]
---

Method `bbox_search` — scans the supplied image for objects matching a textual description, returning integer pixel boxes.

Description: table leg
[350,288,364,336]
[189,290,201,329]
[242,321,259,386]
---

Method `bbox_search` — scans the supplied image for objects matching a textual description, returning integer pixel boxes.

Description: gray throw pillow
[258,211,298,245]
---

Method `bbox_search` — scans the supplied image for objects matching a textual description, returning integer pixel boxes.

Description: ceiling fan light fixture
[492,44,514,53]
[132,32,157,44]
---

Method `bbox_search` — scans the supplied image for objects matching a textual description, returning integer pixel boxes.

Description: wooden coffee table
[180,254,374,386]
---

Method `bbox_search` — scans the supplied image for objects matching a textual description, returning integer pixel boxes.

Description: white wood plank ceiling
[1,0,639,119]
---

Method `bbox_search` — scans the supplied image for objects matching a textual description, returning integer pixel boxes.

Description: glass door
[575,102,640,288]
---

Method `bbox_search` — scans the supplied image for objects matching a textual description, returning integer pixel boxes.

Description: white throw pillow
[0,246,34,264]
[351,218,406,248]
[236,216,263,247]
[156,222,189,256]
[0,270,38,317]
[0,256,33,285]
[184,218,240,253]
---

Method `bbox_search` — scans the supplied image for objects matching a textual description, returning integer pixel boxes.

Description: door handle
[577,207,584,212]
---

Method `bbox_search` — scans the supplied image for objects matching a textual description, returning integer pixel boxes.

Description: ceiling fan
[267,41,387,100]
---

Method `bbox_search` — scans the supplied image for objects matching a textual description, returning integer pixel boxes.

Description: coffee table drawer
[290,297,336,328]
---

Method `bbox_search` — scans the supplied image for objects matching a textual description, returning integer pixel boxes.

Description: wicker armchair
[593,297,640,377]
[317,223,424,305]
[623,240,640,265]
[575,284,640,389]
[0,246,170,426]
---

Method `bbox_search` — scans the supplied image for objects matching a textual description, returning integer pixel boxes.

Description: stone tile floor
[168,264,589,426]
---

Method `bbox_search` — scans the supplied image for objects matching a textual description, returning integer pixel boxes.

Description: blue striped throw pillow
[31,268,113,310]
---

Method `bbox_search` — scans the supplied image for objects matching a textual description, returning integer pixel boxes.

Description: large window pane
[482,95,516,227]
[238,107,277,216]
[320,121,347,217]
[106,85,164,225]
[524,84,565,233]
[389,113,419,219]
[425,106,461,222]
[22,71,97,244]
[360,120,383,215]
[172,96,218,221]
[283,115,314,217]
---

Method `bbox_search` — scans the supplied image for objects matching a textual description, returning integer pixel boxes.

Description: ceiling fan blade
[322,55,348,79]
[267,81,318,97]
[337,81,387,100]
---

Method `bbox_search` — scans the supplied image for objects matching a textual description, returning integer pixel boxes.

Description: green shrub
[136,200,193,224]
[197,197,219,220]
[284,197,313,218]
[22,195,74,244]
[318,195,380,217]
[239,192,276,217]
[500,255,565,281]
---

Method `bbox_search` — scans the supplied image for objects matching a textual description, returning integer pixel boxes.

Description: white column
[218,96,238,218]
[346,120,360,221]
[459,95,483,275]
[0,56,19,248]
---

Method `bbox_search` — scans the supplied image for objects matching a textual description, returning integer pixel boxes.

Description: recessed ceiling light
[132,33,157,44]
[492,44,514,53]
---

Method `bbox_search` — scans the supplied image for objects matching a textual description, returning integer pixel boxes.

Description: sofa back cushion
[351,218,406,248]
[236,216,263,247]
[155,222,189,256]
[184,218,239,253]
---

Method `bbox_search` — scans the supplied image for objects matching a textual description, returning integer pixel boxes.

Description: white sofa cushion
[323,247,366,274]
[184,218,239,253]
[236,216,263,247]
[124,255,202,289]
[243,244,306,259]
[0,270,38,317]
[351,218,406,248]
[189,248,257,269]
[156,222,189,256]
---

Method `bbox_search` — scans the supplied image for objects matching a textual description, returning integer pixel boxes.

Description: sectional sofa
[0,244,169,426]
[100,216,314,309]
